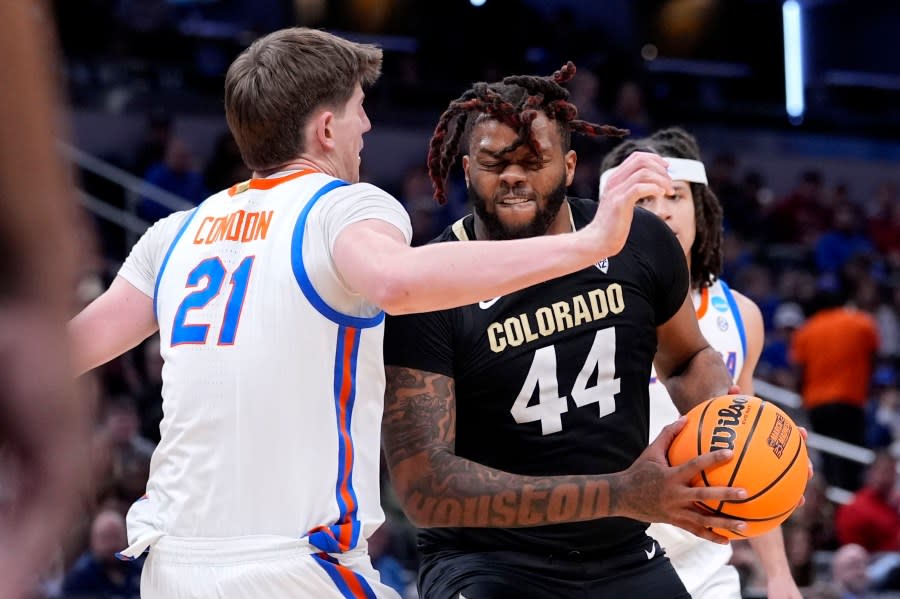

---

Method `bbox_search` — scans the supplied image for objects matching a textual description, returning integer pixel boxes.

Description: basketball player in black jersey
[383,63,749,599]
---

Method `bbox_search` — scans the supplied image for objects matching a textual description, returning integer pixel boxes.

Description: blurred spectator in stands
[866,180,898,220]
[831,543,872,599]
[92,395,155,510]
[868,181,900,270]
[726,170,768,239]
[815,201,875,280]
[139,138,207,222]
[62,509,142,598]
[131,107,173,178]
[100,395,156,465]
[850,276,898,360]
[735,263,781,328]
[566,65,606,125]
[794,476,838,551]
[399,165,449,246]
[708,151,760,238]
[203,129,251,194]
[864,365,899,451]
[835,452,900,553]
[610,80,652,138]
[707,151,740,204]
[776,269,819,323]
[720,230,755,284]
[759,301,804,389]
[767,169,830,245]
[569,150,604,201]
[407,197,440,248]
[791,287,879,490]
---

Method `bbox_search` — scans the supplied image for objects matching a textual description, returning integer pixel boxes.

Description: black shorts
[418,537,689,599]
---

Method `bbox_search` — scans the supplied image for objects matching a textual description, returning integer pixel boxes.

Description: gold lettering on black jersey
[487,284,625,353]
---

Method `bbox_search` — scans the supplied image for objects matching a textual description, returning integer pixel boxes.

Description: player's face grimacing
[636,180,697,260]
[463,113,576,240]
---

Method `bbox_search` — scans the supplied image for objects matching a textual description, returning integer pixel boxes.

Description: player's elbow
[400,494,446,528]
[368,269,416,315]
[388,464,445,527]
[388,477,428,527]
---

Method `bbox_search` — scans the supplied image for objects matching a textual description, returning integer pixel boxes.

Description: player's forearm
[749,527,797,584]
[389,450,629,528]
[662,346,733,414]
[383,366,639,527]
[377,232,601,314]
[68,279,158,375]
[750,528,792,577]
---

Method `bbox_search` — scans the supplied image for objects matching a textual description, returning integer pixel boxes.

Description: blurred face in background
[90,511,128,567]
[636,180,697,263]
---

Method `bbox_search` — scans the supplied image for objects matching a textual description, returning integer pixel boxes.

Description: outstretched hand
[612,417,747,544]
[585,151,673,260]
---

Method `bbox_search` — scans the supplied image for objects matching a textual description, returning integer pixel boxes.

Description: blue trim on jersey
[334,326,362,536]
[291,179,385,329]
[333,326,351,519]
[719,279,747,359]
[346,332,362,550]
[153,208,201,319]
[312,553,378,599]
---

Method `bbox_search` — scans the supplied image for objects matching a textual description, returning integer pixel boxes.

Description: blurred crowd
[43,2,900,598]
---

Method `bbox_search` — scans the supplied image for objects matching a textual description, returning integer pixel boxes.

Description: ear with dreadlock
[426,61,629,205]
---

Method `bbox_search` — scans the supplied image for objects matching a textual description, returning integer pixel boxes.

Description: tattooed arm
[383,365,748,542]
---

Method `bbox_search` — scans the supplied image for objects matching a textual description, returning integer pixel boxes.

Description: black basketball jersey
[383,198,689,556]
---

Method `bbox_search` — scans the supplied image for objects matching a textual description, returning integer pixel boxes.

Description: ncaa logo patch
[595,258,609,273]
[711,296,729,312]
[717,315,729,332]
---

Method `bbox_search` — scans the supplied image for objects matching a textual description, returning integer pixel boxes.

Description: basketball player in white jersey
[601,128,803,599]
[68,28,680,598]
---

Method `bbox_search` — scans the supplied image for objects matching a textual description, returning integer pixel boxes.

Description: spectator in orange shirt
[791,288,879,490]
[835,452,900,553]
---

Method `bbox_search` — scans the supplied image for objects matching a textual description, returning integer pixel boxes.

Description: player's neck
[254,159,322,179]
[546,199,575,236]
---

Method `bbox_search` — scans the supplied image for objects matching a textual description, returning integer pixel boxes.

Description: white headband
[599,157,708,196]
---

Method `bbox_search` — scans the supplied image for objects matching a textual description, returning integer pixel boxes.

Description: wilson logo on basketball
[710,395,750,452]
[766,414,791,458]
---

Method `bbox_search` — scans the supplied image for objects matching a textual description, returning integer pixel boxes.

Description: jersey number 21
[171,256,255,346]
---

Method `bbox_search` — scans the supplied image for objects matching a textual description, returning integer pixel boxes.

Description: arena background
[51,1,900,598]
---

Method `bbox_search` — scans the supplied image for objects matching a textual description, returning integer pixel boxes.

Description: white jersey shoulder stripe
[153,206,202,319]
[718,279,746,357]
[290,178,384,329]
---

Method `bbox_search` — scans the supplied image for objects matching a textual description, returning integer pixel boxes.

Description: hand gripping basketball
[613,416,748,544]
[667,395,810,540]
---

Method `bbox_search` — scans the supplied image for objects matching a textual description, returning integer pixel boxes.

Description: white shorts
[667,542,740,599]
[139,535,401,599]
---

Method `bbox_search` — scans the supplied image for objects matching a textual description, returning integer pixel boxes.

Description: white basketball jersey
[116,170,411,558]
[647,279,746,566]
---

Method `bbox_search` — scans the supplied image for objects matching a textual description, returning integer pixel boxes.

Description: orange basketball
[667,394,809,539]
